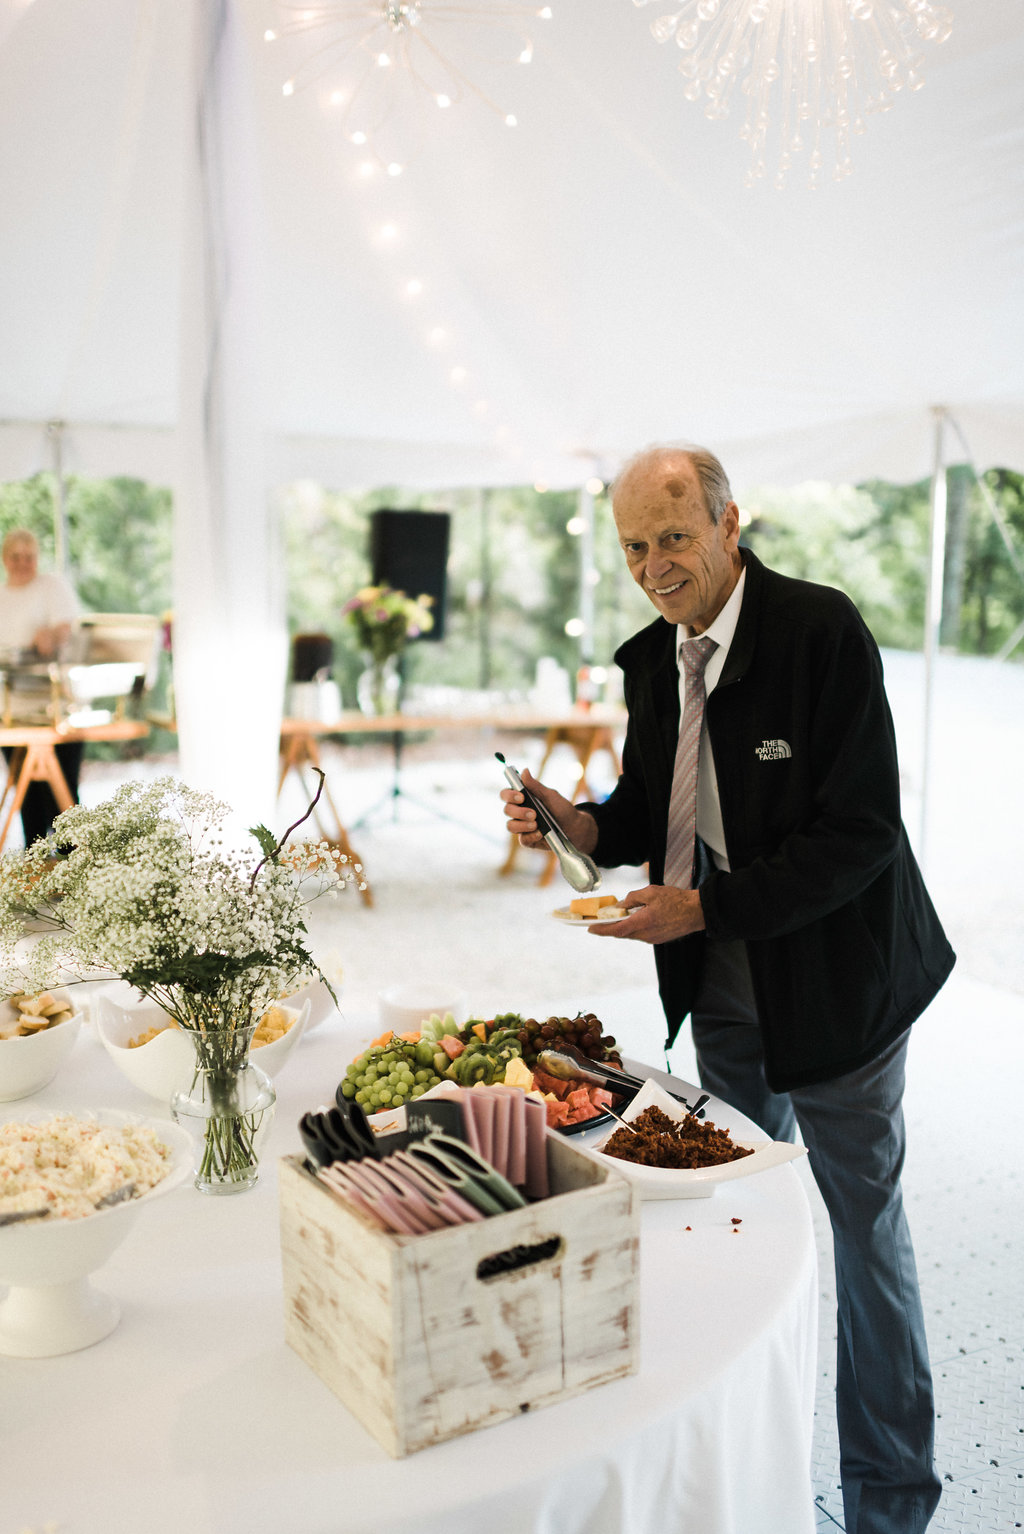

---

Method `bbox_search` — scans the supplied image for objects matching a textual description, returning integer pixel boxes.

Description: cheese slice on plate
[569,894,618,918]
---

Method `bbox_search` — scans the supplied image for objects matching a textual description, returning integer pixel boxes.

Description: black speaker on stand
[370,509,450,640]
[354,509,477,833]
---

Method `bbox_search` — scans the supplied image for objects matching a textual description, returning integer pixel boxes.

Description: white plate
[584,1078,806,1199]
[552,906,630,926]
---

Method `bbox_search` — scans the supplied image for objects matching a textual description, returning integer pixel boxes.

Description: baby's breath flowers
[0,775,348,1026]
[0,775,352,1192]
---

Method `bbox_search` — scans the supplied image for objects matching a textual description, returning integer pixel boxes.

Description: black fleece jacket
[584,548,955,1091]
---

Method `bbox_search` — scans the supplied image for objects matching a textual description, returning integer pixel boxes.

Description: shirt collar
[676,564,746,658]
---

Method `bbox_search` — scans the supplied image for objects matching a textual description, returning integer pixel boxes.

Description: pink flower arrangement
[342,584,434,663]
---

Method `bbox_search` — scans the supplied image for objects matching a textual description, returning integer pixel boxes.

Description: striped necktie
[663,635,718,890]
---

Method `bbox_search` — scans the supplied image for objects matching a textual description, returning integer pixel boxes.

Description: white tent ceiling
[1,0,1023,496]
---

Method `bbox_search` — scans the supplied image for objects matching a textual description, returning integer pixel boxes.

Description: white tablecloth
[2,1006,817,1534]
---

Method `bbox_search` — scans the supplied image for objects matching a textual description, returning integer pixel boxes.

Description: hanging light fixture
[631,0,953,189]
[268,2,552,170]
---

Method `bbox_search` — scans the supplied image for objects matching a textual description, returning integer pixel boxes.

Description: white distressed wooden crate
[279,1134,640,1457]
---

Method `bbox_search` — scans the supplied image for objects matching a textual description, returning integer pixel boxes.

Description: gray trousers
[692,938,941,1534]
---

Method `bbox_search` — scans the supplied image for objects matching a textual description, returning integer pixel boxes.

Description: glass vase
[356,652,401,716]
[170,1021,276,1195]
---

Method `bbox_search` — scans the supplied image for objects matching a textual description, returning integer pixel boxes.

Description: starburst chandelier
[267,2,552,172]
[631,0,954,188]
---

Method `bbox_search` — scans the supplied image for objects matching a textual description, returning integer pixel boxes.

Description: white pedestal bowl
[0,1111,192,1357]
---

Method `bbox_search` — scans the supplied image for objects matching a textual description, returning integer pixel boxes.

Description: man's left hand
[588,884,706,944]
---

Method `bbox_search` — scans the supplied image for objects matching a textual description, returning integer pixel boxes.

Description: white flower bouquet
[0,775,354,1190]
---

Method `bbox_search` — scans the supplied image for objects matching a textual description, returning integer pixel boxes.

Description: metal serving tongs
[537,1044,710,1119]
[496,753,601,895]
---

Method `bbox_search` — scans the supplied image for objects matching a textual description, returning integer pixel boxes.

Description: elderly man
[0,527,82,844]
[503,443,953,1534]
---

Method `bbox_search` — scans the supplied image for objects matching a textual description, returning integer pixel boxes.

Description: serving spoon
[0,1181,137,1226]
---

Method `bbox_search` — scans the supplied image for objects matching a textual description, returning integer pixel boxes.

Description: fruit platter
[338,1009,627,1132]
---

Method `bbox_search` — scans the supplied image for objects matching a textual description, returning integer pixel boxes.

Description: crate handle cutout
[476,1235,563,1282]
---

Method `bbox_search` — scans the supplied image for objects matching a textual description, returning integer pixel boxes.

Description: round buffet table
[1,1003,817,1534]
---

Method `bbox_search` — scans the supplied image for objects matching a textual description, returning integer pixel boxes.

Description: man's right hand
[500,767,599,855]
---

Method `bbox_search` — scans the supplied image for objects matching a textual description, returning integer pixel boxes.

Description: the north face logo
[755,739,792,761]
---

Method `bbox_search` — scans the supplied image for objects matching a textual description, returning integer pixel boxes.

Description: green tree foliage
[0,472,172,616]
[281,480,651,707]
[961,469,1024,656]
[743,470,1024,657]
[66,476,172,615]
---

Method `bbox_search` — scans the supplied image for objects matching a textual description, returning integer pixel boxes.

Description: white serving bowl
[378,983,468,1035]
[0,991,83,1102]
[92,996,311,1104]
[282,977,339,1031]
[585,1078,807,1200]
[0,1109,192,1356]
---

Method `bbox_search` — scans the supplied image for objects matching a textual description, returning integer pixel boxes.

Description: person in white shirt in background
[0,528,82,845]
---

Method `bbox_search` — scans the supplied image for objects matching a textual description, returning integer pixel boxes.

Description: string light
[268,3,553,167]
[271,10,541,462]
[631,0,953,189]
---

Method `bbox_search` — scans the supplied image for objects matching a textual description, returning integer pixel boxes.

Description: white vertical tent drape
[174,0,286,827]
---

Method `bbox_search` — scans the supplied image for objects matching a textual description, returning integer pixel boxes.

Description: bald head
[612,444,734,526]
[610,442,742,633]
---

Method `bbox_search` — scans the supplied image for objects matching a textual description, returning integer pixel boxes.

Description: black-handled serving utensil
[496,753,601,894]
[536,1045,709,1118]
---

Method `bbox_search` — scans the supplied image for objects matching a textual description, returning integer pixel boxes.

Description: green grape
[339,1079,355,1098]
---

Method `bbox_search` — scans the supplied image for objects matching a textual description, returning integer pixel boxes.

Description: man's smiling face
[612,452,742,634]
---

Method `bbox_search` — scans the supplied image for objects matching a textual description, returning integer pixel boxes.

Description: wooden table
[279,706,627,900]
[0,719,150,851]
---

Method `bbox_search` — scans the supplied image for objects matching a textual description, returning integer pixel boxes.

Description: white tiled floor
[807,975,1024,1532]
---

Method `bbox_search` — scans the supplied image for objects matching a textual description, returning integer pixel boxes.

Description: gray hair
[611,443,734,526]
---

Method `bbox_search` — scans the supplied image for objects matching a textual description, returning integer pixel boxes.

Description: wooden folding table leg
[0,747,27,852]
[0,743,75,852]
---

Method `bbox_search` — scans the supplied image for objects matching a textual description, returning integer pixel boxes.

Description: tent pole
[47,421,70,576]
[578,482,595,666]
[920,406,948,867]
